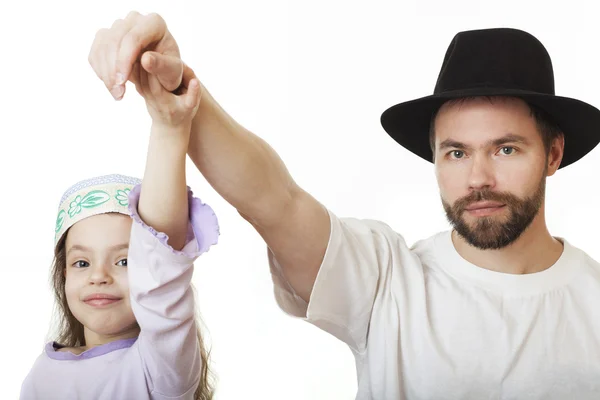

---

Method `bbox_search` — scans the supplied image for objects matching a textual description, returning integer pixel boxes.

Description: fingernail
[111,85,125,100]
[115,73,125,85]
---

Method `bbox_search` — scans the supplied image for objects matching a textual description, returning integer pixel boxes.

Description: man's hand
[88,11,185,100]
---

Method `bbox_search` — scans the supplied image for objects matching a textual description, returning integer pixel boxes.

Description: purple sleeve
[127,184,220,257]
[126,185,219,398]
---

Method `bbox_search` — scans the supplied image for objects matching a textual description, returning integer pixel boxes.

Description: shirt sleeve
[269,208,405,354]
[126,184,219,399]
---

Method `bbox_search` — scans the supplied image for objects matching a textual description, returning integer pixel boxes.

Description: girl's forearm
[138,124,190,251]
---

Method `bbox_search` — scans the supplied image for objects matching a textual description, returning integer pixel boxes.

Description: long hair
[50,230,215,400]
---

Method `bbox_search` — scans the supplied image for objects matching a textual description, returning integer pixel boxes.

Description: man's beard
[441,174,546,250]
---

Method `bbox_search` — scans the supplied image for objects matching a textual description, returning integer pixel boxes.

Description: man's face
[434,97,555,250]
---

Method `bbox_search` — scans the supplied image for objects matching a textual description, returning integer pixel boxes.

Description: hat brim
[380,87,600,169]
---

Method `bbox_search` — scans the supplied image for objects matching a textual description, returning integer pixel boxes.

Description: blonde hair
[49,230,215,400]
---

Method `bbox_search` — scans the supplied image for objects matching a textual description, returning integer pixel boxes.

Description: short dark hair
[428,96,563,162]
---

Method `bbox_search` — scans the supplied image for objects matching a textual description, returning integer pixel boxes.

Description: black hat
[380,28,600,169]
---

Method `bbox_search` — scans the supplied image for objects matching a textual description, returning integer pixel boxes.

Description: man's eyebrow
[438,134,530,151]
[439,139,468,151]
[488,134,530,147]
[66,243,129,256]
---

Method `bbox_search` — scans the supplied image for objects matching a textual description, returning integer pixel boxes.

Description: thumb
[140,51,184,92]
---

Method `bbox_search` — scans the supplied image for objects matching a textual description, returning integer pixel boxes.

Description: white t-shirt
[269,209,600,400]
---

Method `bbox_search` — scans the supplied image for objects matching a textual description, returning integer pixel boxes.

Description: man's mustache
[453,190,517,212]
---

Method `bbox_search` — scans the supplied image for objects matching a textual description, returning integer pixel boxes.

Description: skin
[64,214,139,353]
[89,12,329,305]
[88,13,567,307]
[434,97,565,274]
[60,21,200,353]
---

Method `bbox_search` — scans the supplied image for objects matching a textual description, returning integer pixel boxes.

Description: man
[89,12,600,399]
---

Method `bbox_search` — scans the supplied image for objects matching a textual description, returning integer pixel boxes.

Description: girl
[20,53,219,399]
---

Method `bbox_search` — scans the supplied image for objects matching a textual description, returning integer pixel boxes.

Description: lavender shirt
[20,185,219,400]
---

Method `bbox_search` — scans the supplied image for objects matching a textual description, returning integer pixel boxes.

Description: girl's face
[64,213,139,345]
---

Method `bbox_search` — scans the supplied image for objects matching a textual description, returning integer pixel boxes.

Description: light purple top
[20,185,219,400]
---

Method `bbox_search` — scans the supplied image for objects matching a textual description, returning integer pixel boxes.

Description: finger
[187,78,202,109]
[116,13,167,85]
[171,62,198,96]
[140,62,153,102]
[141,51,183,92]
[88,29,113,90]
[105,18,132,100]
[147,68,165,98]
[130,61,141,86]
[131,63,144,96]
[182,78,202,110]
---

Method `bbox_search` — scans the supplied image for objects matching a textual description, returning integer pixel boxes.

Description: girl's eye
[117,259,128,267]
[73,260,89,268]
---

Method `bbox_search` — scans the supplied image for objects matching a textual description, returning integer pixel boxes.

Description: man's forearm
[188,84,297,227]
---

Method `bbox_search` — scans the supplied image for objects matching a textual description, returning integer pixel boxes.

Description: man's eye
[448,150,464,159]
[500,146,516,155]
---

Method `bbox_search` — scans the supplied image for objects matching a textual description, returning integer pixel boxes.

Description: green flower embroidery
[115,188,131,207]
[55,210,66,233]
[68,190,110,217]
[68,196,82,217]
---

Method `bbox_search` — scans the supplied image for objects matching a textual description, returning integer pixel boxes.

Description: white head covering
[54,174,142,246]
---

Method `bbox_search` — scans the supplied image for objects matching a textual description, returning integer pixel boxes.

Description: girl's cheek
[116,269,130,286]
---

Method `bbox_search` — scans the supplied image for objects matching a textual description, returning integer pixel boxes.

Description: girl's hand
[133,51,201,132]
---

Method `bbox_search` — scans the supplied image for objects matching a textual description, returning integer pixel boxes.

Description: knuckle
[94,28,109,41]
[93,30,115,54]
[125,10,141,20]
[147,13,165,27]
[110,18,125,29]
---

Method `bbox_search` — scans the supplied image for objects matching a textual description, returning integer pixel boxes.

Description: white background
[2,1,600,399]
